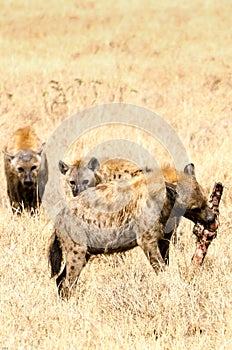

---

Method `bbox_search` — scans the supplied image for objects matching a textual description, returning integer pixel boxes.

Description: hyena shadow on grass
[49,163,216,300]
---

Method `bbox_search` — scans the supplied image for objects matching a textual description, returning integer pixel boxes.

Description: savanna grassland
[0,0,232,349]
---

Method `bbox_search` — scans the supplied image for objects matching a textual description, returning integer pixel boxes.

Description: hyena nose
[24,174,33,186]
[24,179,33,186]
[77,185,83,195]
[73,185,81,197]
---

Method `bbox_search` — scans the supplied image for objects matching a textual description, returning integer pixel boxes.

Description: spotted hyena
[59,157,179,260]
[59,157,145,198]
[49,163,216,300]
[3,126,47,213]
[58,157,101,197]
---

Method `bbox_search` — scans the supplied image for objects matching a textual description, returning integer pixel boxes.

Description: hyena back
[3,126,47,213]
[98,159,144,182]
[49,163,216,299]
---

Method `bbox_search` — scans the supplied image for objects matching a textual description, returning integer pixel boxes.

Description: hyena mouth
[24,180,34,187]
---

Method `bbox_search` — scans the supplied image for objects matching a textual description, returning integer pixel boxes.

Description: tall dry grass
[0,0,232,349]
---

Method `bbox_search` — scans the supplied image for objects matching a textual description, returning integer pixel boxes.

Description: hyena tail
[48,231,63,278]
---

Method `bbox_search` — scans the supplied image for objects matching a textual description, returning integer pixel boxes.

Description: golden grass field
[0,0,232,349]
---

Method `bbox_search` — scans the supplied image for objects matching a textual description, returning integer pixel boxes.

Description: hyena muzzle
[49,163,216,300]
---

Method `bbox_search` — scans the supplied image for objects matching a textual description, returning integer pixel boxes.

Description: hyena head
[169,163,216,226]
[59,157,100,197]
[3,147,43,188]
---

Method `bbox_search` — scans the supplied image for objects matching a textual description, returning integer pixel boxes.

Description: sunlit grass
[0,0,231,349]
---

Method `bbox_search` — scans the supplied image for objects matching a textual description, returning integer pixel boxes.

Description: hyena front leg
[59,242,87,300]
[7,184,21,212]
[158,231,173,265]
[137,226,166,274]
[158,217,181,264]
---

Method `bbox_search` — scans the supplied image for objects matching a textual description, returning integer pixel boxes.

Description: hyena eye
[69,180,76,186]
[17,167,24,173]
[83,179,89,186]
[31,165,37,171]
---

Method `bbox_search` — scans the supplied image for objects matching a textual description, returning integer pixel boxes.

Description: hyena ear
[184,163,196,179]
[88,157,100,172]
[37,142,46,156]
[2,150,15,161]
[58,160,70,175]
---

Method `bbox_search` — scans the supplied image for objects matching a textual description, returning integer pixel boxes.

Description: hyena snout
[23,172,35,186]
[185,204,216,226]
[72,184,80,197]
[72,183,90,196]
[202,207,216,225]
[68,181,79,197]
[190,206,216,226]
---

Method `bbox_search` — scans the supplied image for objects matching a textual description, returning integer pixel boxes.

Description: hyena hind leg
[59,242,88,300]
[49,232,63,278]
[48,232,66,296]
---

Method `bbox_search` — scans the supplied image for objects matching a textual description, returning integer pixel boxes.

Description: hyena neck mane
[161,165,182,184]
[71,159,82,167]
[9,126,40,153]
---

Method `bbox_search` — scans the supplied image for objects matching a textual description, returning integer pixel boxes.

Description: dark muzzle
[205,207,216,225]
[72,185,82,197]
[24,174,34,187]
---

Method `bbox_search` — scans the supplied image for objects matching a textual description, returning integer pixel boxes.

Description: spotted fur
[49,163,216,300]
[3,126,47,213]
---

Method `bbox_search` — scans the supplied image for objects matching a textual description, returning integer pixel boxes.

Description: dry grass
[0,0,232,349]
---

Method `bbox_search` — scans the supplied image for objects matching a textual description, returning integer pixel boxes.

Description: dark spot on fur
[71,266,75,270]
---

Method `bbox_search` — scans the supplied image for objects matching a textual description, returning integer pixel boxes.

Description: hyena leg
[7,186,22,213]
[158,217,181,264]
[59,242,87,300]
[158,231,173,265]
[137,227,166,274]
